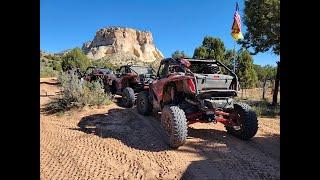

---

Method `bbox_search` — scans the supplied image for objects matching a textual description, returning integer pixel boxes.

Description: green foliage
[44,71,112,114]
[236,50,258,88]
[81,81,111,106]
[239,0,280,55]
[222,49,236,70]
[61,48,91,72]
[193,36,226,60]
[192,36,237,75]
[253,64,264,81]
[40,65,58,78]
[254,64,276,82]
[91,59,119,71]
[45,54,62,61]
[251,100,280,117]
[52,60,62,71]
[193,46,209,59]
[171,50,189,59]
[40,60,58,77]
[40,52,63,77]
[264,65,276,80]
[192,37,264,89]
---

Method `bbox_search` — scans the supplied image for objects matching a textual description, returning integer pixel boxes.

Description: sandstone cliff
[82,27,164,62]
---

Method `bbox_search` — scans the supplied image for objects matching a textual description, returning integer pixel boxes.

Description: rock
[95,51,146,67]
[82,26,164,62]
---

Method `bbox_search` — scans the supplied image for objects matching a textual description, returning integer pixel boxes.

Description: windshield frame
[130,66,155,75]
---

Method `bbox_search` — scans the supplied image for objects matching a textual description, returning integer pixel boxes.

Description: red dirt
[40,78,280,179]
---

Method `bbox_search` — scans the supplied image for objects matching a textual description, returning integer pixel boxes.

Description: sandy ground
[40,78,280,180]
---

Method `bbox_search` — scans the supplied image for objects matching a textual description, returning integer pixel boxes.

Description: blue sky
[40,0,279,66]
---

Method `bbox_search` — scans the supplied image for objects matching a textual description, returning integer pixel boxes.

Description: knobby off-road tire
[103,83,110,94]
[161,105,188,148]
[121,87,135,108]
[226,102,258,140]
[137,91,152,115]
[110,81,117,94]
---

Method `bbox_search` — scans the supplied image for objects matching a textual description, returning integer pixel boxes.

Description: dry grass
[238,87,280,103]
[236,87,280,118]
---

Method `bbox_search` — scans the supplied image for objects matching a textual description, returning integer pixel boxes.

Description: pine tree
[239,0,280,104]
[193,36,226,60]
[254,64,276,99]
[236,50,258,98]
[171,50,189,59]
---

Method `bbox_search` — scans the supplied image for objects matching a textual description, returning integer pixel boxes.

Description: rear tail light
[187,79,196,93]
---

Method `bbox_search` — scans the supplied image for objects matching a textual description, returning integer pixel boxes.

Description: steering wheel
[140,74,155,84]
[145,77,154,84]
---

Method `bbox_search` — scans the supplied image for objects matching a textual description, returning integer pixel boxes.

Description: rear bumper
[196,90,237,99]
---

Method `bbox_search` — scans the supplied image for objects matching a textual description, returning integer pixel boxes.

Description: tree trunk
[244,84,247,99]
[245,88,247,98]
[262,79,267,100]
[241,87,243,99]
[272,61,280,105]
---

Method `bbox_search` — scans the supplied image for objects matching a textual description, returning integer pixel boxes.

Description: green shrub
[91,60,118,71]
[251,100,280,117]
[61,48,91,72]
[80,81,111,106]
[44,71,112,114]
[52,60,62,71]
[40,55,62,77]
[40,62,58,78]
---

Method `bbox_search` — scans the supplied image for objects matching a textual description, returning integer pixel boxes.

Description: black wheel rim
[230,111,243,131]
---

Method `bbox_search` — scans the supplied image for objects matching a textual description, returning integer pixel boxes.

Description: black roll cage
[118,65,156,76]
[156,58,239,91]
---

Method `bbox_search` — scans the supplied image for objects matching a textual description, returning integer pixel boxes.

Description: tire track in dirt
[41,107,184,179]
[122,109,183,179]
[131,111,183,179]
[133,110,280,179]
[182,122,280,180]
[40,78,280,180]
[41,114,146,179]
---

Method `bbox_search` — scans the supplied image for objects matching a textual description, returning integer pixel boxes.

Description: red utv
[105,64,156,108]
[136,58,258,148]
[81,66,113,81]
[78,66,114,91]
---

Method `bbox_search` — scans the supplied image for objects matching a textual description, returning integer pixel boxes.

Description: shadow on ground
[40,94,55,97]
[40,96,71,115]
[68,104,279,179]
[72,107,171,152]
[40,81,60,85]
[112,96,124,107]
[111,95,138,108]
[180,128,280,180]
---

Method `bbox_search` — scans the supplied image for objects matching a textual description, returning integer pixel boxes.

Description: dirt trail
[40,78,280,180]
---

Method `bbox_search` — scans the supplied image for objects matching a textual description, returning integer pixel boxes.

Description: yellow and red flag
[231,3,244,41]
